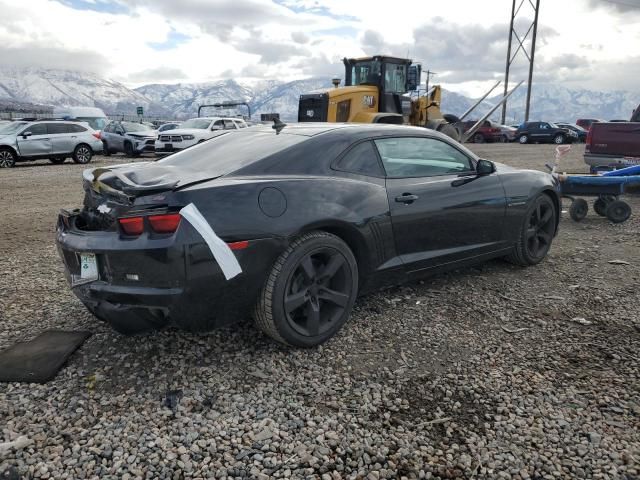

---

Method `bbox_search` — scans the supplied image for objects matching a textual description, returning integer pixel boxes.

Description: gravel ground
[0,144,639,479]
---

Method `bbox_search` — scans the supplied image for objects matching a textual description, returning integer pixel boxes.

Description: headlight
[183,135,195,140]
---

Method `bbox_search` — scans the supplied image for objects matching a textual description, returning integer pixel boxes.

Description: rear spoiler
[83,166,178,197]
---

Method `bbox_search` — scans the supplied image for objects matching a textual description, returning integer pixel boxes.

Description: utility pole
[501,0,541,124]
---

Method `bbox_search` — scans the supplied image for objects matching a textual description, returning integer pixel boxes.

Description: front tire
[124,141,138,157]
[254,231,358,347]
[507,194,557,266]
[553,134,565,145]
[518,134,529,144]
[0,148,16,168]
[72,144,93,164]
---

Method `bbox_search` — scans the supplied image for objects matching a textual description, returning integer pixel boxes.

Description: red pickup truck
[584,105,640,171]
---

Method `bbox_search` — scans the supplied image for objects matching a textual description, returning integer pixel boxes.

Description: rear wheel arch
[298,222,372,282]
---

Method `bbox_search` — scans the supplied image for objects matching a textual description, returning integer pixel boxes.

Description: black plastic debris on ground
[163,389,183,411]
[0,330,91,383]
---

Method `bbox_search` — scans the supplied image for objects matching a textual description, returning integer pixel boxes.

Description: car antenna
[272,118,287,134]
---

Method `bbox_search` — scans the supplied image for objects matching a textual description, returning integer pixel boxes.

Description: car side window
[540,123,549,129]
[22,123,47,135]
[212,120,224,130]
[335,141,384,177]
[70,124,87,133]
[374,137,474,178]
[47,123,70,134]
[223,120,237,130]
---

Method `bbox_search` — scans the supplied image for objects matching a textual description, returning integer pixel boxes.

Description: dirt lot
[0,144,639,479]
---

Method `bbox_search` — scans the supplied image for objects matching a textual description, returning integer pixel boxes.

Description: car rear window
[157,130,307,176]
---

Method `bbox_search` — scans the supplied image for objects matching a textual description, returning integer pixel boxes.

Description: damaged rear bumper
[56,211,287,333]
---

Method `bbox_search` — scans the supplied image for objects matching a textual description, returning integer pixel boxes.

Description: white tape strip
[180,203,242,280]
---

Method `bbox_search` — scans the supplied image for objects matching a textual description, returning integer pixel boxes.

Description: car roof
[249,122,451,138]
[194,117,247,121]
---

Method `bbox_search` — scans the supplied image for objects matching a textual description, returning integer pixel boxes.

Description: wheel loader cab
[298,56,419,124]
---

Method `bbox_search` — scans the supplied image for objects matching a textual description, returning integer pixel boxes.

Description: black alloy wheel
[255,231,358,347]
[284,248,352,337]
[507,194,557,266]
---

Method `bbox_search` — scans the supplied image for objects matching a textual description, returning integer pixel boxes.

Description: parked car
[53,106,108,132]
[459,120,503,143]
[555,123,588,142]
[157,122,181,133]
[101,121,157,157]
[515,122,578,144]
[0,119,101,168]
[56,123,559,346]
[576,118,603,130]
[491,122,517,142]
[154,117,248,155]
[584,104,640,171]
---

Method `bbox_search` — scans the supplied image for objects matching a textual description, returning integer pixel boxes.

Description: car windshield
[122,122,149,132]
[0,121,27,134]
[76,117,107,130]
[351,60,381,86]
[180,119,213,129]
[158,129,307,176]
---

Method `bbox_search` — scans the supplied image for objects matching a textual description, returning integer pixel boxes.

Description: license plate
[165,143,173,150]
[80,253,98,281]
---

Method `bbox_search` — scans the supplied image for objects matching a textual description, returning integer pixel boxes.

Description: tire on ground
[569,198,588,221]
[72,144,93,164]
[0,147,16,168]
[254,231,358,348]
[506,193,557,266]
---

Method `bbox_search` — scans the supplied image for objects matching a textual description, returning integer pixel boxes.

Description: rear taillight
[93,131,101,140]
[585,126,593,151]
[148,213,181,233]
[118,216,144,236]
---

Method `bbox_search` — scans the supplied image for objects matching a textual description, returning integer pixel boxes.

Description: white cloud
[0,0,638,94]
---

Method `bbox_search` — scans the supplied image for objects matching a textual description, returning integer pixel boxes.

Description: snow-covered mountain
[0,66,164,115]
[0,66,637,123]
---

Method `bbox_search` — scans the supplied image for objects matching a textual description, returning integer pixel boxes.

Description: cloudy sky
[1,0,639,96]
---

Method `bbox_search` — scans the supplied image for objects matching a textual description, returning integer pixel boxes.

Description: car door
[16,123,51,157]
[112,123,126,151]
[537,122,553,141]
[47,123,74,155]
[377,136,508,273]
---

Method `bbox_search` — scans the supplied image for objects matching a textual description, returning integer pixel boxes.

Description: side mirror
[476,159,495,175]
[22,131,32,138]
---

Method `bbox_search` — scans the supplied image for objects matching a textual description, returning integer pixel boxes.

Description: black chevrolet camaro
[56,123,560,347]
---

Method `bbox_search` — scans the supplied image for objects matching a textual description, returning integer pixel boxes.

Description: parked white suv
[155,117,247,155]
[0,119,102,168]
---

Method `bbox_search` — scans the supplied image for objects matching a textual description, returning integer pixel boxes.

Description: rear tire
[473,133,485,143]
[605,200,631,223]
[49,157,66,164]
[507,194,557,266]
[569,198,588,221]
[0,148,16,168]
[72,144,93,164]
[254,231,358,347]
